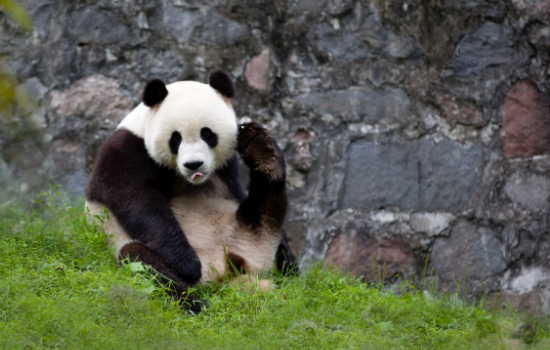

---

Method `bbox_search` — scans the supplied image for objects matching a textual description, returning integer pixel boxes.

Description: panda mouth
[190,172,204,181]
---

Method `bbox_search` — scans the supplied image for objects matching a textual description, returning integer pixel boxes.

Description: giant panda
[85,71,296,312]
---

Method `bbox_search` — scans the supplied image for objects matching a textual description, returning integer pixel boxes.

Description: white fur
[118,81,238,184]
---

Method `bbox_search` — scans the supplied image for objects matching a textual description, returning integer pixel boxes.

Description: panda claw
[237,122,285,182]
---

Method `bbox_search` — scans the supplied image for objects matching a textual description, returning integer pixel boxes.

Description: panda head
[126,71,237,185]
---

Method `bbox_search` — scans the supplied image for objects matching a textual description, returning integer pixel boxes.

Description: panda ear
[209,70,235,99]
[142,79,168,107]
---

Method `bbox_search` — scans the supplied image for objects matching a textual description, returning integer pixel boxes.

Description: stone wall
[3,0,550,312]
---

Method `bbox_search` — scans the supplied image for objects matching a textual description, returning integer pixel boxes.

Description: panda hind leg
[118,241,205,313]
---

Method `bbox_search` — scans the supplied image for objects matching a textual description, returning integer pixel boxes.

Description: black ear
[209,70,235,99]
[142,79,168,107]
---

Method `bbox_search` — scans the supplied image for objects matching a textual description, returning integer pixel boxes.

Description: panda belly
[85,197,280,285]
[170,196,280,284]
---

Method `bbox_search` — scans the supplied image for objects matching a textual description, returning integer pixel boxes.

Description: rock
[506,266,549,294]
[513,0,550,17]
[490,288,550,317]
[290,129,315,172]
[161,2,248,45]
[15,78,49,130]
[1,139,45,171]
[315,13,421,62]
[48,75,133,171]
[18,77,48,103]
[69,8,131,45]
[295,86,411,123]
[131,50,185,82]
[410,212,456,236]
[326,234,415,282]
[44,139,90,196]
[289,0,328,14]
[20,0,55,42]
[49,75,133,124]
[244,49,270,91]
[502,80,550,159]
[432,220,506,281]
[433,93,485,126]
[527,23,550,48]
[449,22,512,79]
[340,138,483,213]
[504,172,550,209]
[326,0,354,16]
[315,22,370,62]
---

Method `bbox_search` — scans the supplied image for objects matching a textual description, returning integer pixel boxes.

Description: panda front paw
[181,296,208,314]
[237,122,286,182]
[176,253,202,285]
[162,246,202,285]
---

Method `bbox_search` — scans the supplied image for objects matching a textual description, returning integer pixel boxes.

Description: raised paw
[237,122,286,182]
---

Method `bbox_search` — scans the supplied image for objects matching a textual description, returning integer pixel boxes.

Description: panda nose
[184,161,203,170]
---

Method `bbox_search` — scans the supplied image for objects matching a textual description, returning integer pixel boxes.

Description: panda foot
[181,297,207,314]
[237,122,285,182]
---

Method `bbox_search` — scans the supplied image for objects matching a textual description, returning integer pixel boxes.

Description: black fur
[169,131,182,155]
[236,123,287,230]
[209,70,235,98]
[142,79,168,107]
[86,129,202,285]
[119,241,204,312]
[200,127,218,148]
[276,230,299,276]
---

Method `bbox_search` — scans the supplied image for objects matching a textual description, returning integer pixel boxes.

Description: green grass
[1,188,550,349]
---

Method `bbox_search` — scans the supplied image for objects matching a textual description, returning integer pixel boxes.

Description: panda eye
[200,127,218,148]
[169,131,182,155]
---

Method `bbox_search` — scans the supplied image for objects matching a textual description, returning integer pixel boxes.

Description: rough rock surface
[502,80,550,158]
[4,0,550,312]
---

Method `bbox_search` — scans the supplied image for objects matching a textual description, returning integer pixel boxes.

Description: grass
[1,188,550,349]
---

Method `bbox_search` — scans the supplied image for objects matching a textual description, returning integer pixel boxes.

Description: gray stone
[20,0,55,42]
[169,0,201,9]
[315,14,421,62]
[162,2,248,45]
[18,77,48,103]
[131,50,184,82]
[450,21,513,79]
[315,22,371,62]
[289,0,328,14]
[504,173,550,209]
[326,0,354,16]
[410,212,456,237]
[60,171,89,197]
[295,86,411,123]
[340,138,483,212]
[69,8,131,45]
[432,220,506,281]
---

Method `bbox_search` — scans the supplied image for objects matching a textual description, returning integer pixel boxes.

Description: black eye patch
[169,131,182,154]
[200,127,218,148]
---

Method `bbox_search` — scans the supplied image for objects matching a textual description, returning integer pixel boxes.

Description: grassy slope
[1,190,549,349]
